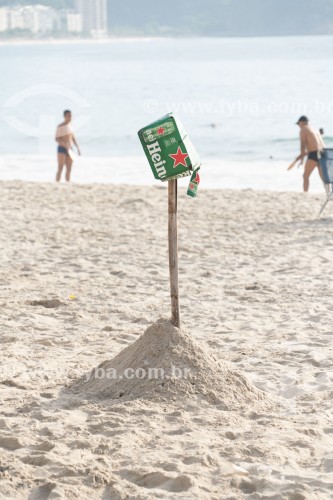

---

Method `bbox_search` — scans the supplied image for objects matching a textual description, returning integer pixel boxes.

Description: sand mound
[71,319,270,410]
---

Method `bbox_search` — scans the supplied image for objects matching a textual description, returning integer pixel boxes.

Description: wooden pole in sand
[168,179,180,328]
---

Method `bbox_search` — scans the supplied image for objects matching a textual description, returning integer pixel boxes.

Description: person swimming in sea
[55,110,81,182]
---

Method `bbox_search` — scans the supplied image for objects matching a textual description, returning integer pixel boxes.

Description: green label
[142,122,176,143]
[138,113,201,185]
[187,170,200,198]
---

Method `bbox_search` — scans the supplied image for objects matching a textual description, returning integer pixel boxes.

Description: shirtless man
[296,116,325,192]
[55,110,81,182]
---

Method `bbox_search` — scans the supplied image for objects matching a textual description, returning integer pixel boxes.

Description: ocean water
[0,36,332,190]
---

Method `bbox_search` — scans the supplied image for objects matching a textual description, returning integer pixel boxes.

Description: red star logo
[193,172,200,183]
[169,147,189,168]
[157,127,165,136]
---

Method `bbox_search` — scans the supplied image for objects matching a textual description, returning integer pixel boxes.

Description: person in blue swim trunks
[55,110,81,182]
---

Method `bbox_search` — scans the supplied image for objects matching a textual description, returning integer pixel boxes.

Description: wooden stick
[168,179,180,328]
[287,159,299,171]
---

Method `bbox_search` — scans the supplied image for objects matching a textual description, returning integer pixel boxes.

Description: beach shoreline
[1,34,333,46]
[0,156,326,192]
[0,36,172,47]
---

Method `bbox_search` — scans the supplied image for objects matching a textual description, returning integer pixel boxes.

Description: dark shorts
[58,146,69,156]
[308,151,320,162]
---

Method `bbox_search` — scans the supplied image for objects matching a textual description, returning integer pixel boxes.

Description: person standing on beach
[55,110,81,182]
[296,116,325,192]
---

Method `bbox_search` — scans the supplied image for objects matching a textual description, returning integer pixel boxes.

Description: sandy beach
[0,180,333,499]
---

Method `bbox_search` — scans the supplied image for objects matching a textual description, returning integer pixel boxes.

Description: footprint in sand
[1,379,27,390]
[0,434,24,451]
[102,326,114,332]
[166,428,192,436]
[21,454,50,467]
[29,299,64,309]
[122,470,192,492]
[27,482,58,500]
[0,336,17,344]
[33,440,55,452]
[322,458,333,472]
[39,393,54,400]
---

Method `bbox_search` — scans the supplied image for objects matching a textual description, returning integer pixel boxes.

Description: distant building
[0,3,107,37]
[67,12,83,33]
[7,5,56,34]
[22,6,38,33]
[34,5,56,34]
[22,6,48,34]
[0,7,9,32]
[9,7,25,31]
[76,0,108,37]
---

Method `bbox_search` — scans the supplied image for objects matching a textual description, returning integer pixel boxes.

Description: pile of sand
[71,319,270,410]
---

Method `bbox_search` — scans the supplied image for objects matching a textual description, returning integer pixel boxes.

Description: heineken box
[138,113,201,197]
